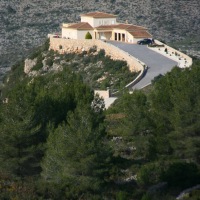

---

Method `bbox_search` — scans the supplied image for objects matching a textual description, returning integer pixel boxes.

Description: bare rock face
[24,58,37,74]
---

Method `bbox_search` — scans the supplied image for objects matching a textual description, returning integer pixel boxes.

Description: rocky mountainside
[1,0,200,79]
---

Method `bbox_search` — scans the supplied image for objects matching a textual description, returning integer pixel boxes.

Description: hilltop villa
[61,11,152,43]
[49,11,192,108]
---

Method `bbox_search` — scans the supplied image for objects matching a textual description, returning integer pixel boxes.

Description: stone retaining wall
[49,38,144,72]
[94,90,110,98]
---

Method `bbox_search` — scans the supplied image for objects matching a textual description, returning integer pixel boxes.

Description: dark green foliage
[0,68,93,179]
[32,53,43,70]
[0,175,40,200]
[138,162,163,187]
[1,37,200,199]
[150,62,200,161]
[116,191,129,200]
[97,49,105,58]
[161,162,200,189]
[28,38,50,60]
[106,60,200,198]
[85,31,92,39]
[42,106,112,198]
[141,193,152,200]
[151,74,163,85]
[0,83,43,177]
[119,91,153,136]
[45,57,53,66]
[89,45,97,53]
[2,60,26,97]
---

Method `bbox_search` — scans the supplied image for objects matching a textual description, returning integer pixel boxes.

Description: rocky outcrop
[24,57,63,77]
[24,58,37,74]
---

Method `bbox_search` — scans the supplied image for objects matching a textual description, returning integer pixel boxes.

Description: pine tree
[0,96,43,178]
[42,106,112,197]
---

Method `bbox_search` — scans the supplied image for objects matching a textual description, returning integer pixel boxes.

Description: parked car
[53,35,60,38]
[137,39,152,45]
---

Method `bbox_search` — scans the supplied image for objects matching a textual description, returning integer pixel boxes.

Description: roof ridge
[81,11,117,18]
[79,22,88,27]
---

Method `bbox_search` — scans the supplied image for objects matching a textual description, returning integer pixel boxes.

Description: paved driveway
[108,41,178,90]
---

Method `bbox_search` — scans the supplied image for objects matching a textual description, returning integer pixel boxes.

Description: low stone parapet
[152,40,193,68]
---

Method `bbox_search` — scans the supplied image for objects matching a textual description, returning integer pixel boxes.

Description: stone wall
[49,37,144,72]
[94,90,110,98]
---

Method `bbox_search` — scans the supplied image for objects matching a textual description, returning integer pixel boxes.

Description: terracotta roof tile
[95,25,119,30]
[66,22,93,30]
[81,12,117,18]
[116,24,147,30]
[128,31,152,38]
[95,23,147,30]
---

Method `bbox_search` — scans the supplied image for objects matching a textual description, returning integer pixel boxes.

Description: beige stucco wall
[98,32,112,40]
[112,29,142,43]
[62,28,77,39]
[112,28,127,41]
[81,16,94,27]
[93,17,117,27]
[94,90,110,98]
[81,16,116,27]
[77,30,94,39]
[126,32,152,43]
[49,37,144,72]
[126,32,134,43]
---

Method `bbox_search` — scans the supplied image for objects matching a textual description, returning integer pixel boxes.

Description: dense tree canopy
[42,106,112,198]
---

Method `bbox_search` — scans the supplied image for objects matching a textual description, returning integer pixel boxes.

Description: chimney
[125,20,128,24]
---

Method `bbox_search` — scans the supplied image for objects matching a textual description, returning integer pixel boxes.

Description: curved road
[108,41,178,90]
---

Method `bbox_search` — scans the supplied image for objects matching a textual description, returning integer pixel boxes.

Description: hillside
[0,0,200,80]
[0,39,200,199]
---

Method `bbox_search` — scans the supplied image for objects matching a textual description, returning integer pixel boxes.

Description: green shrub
[28,49,41,60]
[141,193,152,200]
[32,54,43,71]
[46,58,53,67]
[82,56,91,64]
[116,191,129,200]
[29,39,50,59]
[137,162,163,187]
[97,49,105,58]
[89,45,97,53]
[85,32,92,39]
